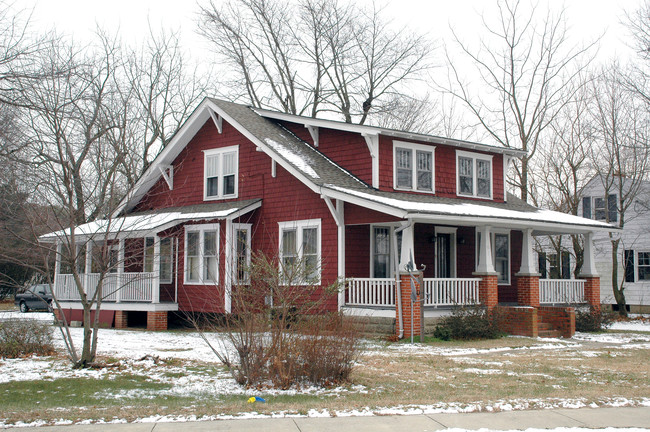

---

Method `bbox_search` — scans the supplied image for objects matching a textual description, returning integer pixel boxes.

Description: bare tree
[197,0,432,124]
[440,0,597,202]
[590,63,650,316]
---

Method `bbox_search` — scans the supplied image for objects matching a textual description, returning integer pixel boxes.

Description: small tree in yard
[187,251,360,389]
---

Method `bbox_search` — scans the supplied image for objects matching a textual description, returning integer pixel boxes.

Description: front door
[436,233,451,278]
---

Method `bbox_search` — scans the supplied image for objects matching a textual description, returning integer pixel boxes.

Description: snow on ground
[2,310,650,429]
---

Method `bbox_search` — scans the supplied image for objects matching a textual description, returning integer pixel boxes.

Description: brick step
[538,329,562,338]
[538,322,554,331]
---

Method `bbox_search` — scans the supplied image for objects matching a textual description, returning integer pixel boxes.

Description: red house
[41,98,612,337]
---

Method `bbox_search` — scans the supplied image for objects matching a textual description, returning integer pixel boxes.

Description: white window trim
[475,229,511,285]
[278,219,321,284]
[232,223,252,285]
[456,150,494,199]
[637,251,650,282]
[203,145,239,201]
[184,223,220,285]
[393,140,436,194]
[369,224,400,278]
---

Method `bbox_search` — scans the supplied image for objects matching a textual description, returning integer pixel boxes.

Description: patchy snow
[610,319,650,332]
[264,138,320,179]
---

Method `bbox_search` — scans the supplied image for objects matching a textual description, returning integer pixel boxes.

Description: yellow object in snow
[247,396,267,403]
[247,397,256,403]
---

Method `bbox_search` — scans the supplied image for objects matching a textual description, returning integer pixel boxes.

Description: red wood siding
[344,203,400,225]
[456,227,477,278]
[345,225,370,278]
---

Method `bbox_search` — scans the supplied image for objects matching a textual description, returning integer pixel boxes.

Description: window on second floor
[204,146,238,200]
[582,194,617,222]
[457,150,492,199]
[393,141,435,193]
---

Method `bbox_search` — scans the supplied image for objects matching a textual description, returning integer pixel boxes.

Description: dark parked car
[15,284,53,312]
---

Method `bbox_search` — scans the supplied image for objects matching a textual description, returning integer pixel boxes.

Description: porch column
[580,232,600,310]
[84,241,92,296]
[225,219,232,313]
[336,200,346,310]
[152,236,160,304]
[116,238,124,303]
[515,228,540,307]
[473,225,498,310]
[54,242,61,295]
[399,223,416,272]
[398,271,422,339]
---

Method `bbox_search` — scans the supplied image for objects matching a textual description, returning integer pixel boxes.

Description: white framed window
[232,223,252,285]
[144,237,174,283]
[204,145,239,200]
[476,230,510,285]
[582,195,617,222]
[456,150,493,199]
[638,251,650,281]
[278,219,321,283]
[393,141,435,193]
[372,226,392,278]
[184,224,219,284]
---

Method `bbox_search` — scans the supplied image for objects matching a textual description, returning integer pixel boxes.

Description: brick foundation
[146,311,168,331]
[539,306,575,338]
[475,273,498,310]
[115,311,128,329]
[583,276,601,310]
[397,272,422,339]
[496,306,538,337]
[516,274,540,307]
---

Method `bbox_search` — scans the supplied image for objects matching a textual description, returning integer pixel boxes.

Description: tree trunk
[610,237,627,317]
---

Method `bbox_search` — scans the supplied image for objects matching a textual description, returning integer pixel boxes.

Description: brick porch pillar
[516,274,540,307]
[583,276,601,311]
[474,273,498,311]
[115,310,128,329]
[147,311,168,331]
[397,272,422,339]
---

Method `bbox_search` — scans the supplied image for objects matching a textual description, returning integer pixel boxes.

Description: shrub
[0,319,55,358]
[433,305,503,341]
[575,306,616,332]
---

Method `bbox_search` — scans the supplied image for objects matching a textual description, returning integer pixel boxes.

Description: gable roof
[115,98,613,235]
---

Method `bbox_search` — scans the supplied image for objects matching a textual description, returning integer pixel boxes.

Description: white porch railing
[539,279,585,304]
[55,272,157,303]
[346,277,481,308]
[422,278,480,307]
[346,278,396,307]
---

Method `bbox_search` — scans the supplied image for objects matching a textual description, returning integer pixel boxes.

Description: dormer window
[393,141,435,193]
[204,145,238,200]
[456,150,493,199]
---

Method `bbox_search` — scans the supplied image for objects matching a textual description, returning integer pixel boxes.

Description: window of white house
[232,224,251,284]
[184,224,219,284]
[372,226,391,278]
[476,231,510,284]
[393,141,435,193]
[582,195,617,222]
[457,150,492,199]
[144,237,174,284]
[638,252,650,281]
[278,219,321,283]
[204,145,238,200]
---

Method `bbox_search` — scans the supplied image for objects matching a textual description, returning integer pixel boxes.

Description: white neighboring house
[577,176,650,313]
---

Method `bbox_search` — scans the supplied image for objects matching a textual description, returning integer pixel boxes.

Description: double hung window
[278,219,321,283]
[393,141,435,193]
[582,195,618,222]
[457,151,493,199]
[185,224,219,284]
[204,146,238,200]
[144,237,174,283]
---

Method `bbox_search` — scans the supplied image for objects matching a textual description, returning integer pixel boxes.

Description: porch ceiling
[40,199,262,242]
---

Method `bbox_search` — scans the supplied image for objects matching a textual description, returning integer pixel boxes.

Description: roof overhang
[40,199,262,243]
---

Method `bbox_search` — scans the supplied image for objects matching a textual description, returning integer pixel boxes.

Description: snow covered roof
[40,200,261,242]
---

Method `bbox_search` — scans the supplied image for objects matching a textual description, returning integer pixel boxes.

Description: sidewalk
[19,406,650,432]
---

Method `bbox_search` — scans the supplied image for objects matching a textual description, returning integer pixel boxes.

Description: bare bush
[0,318,55,358]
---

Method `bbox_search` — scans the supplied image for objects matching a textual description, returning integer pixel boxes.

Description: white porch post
[518,228,538,274]
[581,232,598,276]
[54,242,61,295]
[116,238,124,303]
[399,222,416,272]
[224,219,232,313]
[476,225,495,273]
[336,199,345,310]
[152,235,160,303]
[84,241,92,296]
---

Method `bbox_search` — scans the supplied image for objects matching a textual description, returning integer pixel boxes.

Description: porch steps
[538,321,561,338]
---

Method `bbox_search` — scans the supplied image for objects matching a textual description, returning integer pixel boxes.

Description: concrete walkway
[20,406,650,431]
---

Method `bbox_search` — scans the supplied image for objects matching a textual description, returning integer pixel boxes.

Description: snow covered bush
[433,305,504,341]
[0,318,54,357]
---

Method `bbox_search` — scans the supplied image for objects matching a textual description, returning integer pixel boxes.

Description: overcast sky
[27,0,641,64]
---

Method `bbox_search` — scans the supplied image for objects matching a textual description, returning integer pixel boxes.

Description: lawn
[0,310,649,427]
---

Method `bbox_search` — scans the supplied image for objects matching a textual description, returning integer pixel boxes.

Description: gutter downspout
[393,221,412,339]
